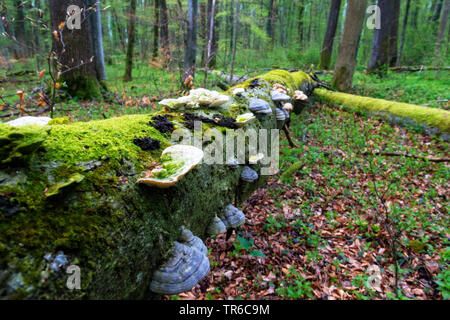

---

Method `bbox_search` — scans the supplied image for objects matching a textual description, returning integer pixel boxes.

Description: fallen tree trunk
[314,88,450,140]
[390,66,450,72]
[0,70,315,299]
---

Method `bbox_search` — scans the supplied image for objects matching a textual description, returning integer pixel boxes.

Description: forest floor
[0,64,449,300]
[167,102,449,301]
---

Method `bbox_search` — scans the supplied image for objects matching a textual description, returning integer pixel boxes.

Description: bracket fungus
[249,98,272,115]
[271,90,291,102]
[179,227,207,256]
[226,157,239,169]
[138,145,204,188]
[272,83,290,95]
[293,90,308,101]
[220,204,246,228]
[6,116,52,127]
[282,103,294,113]
[235,113,256,128]
[159,88,230,110]
[232,88,245,96]
[249,153,265,165]
[149,242,210,295]
[241,166,259,183]
[207,216,227,235]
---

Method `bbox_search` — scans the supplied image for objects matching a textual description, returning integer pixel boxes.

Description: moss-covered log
[314,88,450,139]
[0,70,315,299]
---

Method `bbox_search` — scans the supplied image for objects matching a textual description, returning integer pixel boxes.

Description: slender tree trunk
[319,0,341,70]
[88,0,107,81]
[183,0,198,85]
[396,0,411,67]
[433,0,449,66]
[298,0,305,44]
[411,2,419,29]
[229,0,240,85]
[208,0,219,68]
[367,0,396,74]
[332,0,368,92]
[153,0,160,59]
[160,0,170,59]
[13,0,27,58]
[432,0,444,21]
[124,0,137,82]
[267,0,276,48]
[112,8,126,53]
[389,0,400,67]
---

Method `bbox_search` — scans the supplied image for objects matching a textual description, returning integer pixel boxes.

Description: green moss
[63,75,102,100]
[45,173,85,198]
[314,88,450,133]
[280,162,303,182]
[230,70,312,94]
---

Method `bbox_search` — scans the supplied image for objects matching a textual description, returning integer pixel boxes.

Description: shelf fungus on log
[159,88,230,110]
[149,242,210,295]
[138,145,204,188]
[249,98,272,115]
[179,227,207,256]
[241,166,259,183]
[220,204,246,228]
[6,116,52,127]
[207,216,227,235]
[249,153,265,165]
[235,113,256,128]
[226,157,239,169]
[271,90,291,103]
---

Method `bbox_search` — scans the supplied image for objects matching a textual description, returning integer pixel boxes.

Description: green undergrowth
[276,104,449,299]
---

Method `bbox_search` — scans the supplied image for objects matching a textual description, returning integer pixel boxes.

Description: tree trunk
[153,0,160,59]
[88,0,107,81]
[367,0,397,73]
[229,0,240,85]
[49,0,102,99]
[183,0,198,85]
[124,0,137,82]
[267,0,276,48]
[433,0,449,66]
[13,0,27,58]
[332,0,368,92]
[207,0,219,68]
[389,0,400,67]
[396,0,411,67]
[319,0,341,70]
[298,0,305,44]
[160,0,170,59]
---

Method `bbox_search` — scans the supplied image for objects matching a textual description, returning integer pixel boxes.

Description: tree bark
[183,0,198,85]
[267,0,276,48]
[49,0,102,99]
[153,0,160,59]
[389,0,401,67]
[367,0,397,73]
[160,0,170,59]
[13,0,27,58]
[332,0,368,92]
[319,0,341,70]
[229,0,240,85]
[396,0,411,67]
[88,0,107,81]
[298,0,305,44]
[124,0,137,82]
[433,0,449,66]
